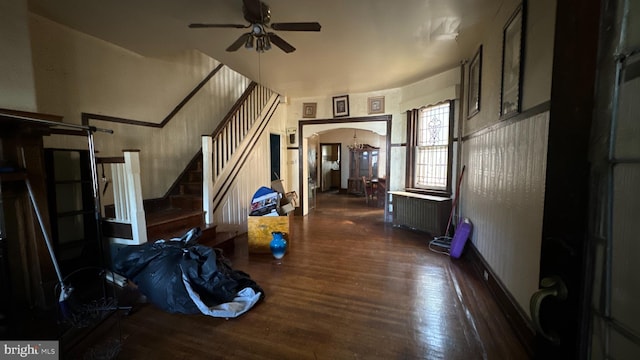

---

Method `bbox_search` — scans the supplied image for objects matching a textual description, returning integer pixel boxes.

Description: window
[406,101,454,195]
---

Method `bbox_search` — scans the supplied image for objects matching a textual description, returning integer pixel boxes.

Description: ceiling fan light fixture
[256,37,265,52]
[244,35,254,49]
[263,35,271,50]
[251,23,264,36]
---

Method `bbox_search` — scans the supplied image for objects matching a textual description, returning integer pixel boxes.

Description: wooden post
[202,136,214,225]
[123,150,147,244]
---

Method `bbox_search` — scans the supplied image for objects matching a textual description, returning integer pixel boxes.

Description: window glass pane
[359,151,369,176]
[53,151,82,181]
[371,151,379,178]
[611,164,640,333]
[415,146,448,188]
[415,103,449,189]
[418,103,449,146]
[55,183,84,213]
[57,214,84,244]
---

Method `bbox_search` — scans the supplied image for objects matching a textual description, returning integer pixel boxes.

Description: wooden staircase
[102,82,276,250]
[102,154,236,250]
[143,155,237,250]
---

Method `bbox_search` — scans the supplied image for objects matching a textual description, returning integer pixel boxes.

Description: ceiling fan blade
[270,22,321,31]
[268,33,296,53]
[189,23,248,29]
[226,33,251,52]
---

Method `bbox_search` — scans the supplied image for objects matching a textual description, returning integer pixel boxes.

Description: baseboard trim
[466,243,535,357]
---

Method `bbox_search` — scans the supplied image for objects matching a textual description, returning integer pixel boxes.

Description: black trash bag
[113,228,264,314]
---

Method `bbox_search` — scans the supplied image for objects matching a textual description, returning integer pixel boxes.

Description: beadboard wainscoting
[461,111,550,318]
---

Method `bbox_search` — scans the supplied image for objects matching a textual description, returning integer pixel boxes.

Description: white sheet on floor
[182,273,262,318]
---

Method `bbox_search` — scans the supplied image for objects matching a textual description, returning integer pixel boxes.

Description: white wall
[460,0,556,317]
[0,0,37,111]
[464,0,555,134]
[29,14,250,200]
[287,69,461,208]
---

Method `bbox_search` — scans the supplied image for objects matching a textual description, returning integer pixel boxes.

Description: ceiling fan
[188,0,321,53]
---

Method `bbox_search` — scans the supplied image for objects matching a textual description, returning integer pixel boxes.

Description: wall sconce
[286,127,296,145]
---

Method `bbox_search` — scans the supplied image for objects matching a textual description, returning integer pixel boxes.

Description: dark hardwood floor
[69,191,529,359]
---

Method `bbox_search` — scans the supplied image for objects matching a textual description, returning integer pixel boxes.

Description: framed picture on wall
[368,96,385,114]
[499,2,526,119]
[467,45,482,119]
[332,95,349,117]
[303,103,317,118]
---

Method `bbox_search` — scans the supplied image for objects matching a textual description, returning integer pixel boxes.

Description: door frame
[319,143,341,192]
[298,115,391,218]
[534,0,601,356]
[270,133,281,181]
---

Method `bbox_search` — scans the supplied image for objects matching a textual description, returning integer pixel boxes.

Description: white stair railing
[202,84,277,225]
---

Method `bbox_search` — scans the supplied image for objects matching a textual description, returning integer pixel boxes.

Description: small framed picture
[368,96,385,114]
[303,103,317,118]
[332,95,349,117]
[467,45,482,119]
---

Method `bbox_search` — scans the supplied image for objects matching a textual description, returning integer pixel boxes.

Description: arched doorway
[298,115,392,219]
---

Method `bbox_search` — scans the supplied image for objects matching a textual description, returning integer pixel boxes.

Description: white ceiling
[27,0,500,99]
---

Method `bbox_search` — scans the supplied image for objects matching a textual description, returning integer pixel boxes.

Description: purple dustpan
[449,218,473,259]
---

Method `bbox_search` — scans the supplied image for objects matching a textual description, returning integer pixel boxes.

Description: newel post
[202,136,214,225]
[123,150,147,244]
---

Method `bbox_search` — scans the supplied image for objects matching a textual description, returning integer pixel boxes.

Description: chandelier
[347,130,363,150]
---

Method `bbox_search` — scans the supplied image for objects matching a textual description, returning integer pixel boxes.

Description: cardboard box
[248,212,291,253]
[271,180,296,215]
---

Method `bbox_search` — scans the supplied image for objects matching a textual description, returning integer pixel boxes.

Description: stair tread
[146,208,203,227]
[199,231,238,248]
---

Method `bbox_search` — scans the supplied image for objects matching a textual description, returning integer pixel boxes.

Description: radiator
[390,191,452,236]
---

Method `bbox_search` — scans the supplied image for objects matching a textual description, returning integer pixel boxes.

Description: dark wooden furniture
[44,149,99,273]
[330,169,341,189]
[1,109,61,335]
[362,176,373,205]
[373,177,386,208]
[1,110,129,347]
[347,145,379,195]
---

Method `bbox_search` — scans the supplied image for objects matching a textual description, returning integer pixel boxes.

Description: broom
[430,165,466,251]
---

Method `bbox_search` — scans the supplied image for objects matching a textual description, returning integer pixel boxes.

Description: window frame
[405,101,454,197]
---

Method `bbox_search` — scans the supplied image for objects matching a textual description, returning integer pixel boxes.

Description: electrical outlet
[483,270,489,281]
